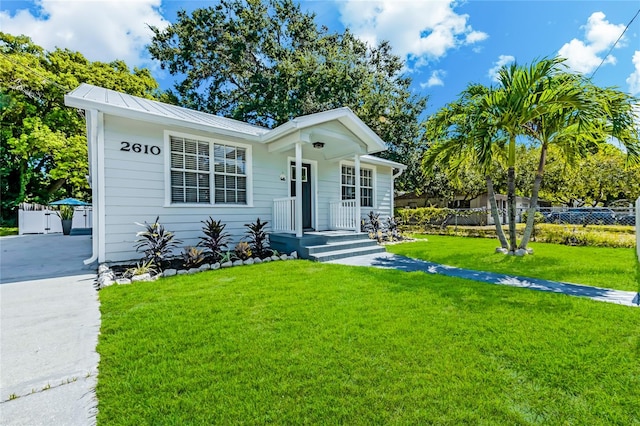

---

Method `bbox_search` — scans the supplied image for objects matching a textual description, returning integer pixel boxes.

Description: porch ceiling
[263,108,386,159]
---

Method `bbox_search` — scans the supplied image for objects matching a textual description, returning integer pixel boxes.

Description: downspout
[83,109,99,265]
[392,167,405,215]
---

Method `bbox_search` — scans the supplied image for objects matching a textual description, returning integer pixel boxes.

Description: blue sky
[2,0,639,115]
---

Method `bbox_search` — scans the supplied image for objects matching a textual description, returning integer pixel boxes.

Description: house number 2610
[120,141,161,155]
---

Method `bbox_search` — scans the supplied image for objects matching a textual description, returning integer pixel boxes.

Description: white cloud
[487,55,515,82]
[558,11,625,74]
[336,0,487,69]
[0,0,169,66]
[421,69,446,88]
[626,51,640,95]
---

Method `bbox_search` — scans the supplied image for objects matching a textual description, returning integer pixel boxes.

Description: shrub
[56,206,75,220]
[134,217,181,269]
[124,260,157,278]
[244,218,270,258]
[199,218,231,263]
[182,246,205,268]
[234,242,252,260]
[362,211,382,238]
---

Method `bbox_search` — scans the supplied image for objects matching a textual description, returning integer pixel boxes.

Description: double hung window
[341,165,374,207]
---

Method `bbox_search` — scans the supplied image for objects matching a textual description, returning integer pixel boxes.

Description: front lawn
[387,235,639,292]
[0,227,18,237]
[98,262,640,424]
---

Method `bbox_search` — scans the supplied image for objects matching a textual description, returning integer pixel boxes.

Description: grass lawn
[386,235,639,292]
[98,262,640,424]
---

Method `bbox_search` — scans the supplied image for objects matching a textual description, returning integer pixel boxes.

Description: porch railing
[273,197,296,233]
[330,200,358,231]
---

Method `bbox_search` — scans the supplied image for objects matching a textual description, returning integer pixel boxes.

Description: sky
[1,0,639,115]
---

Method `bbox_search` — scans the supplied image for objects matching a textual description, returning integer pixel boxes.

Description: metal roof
[65,84,269,138]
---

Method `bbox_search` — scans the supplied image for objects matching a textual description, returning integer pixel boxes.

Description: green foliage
[362,211,382,237]
[395,207,479,229]
[56,205,74,220]
[134,217,182,269]
[181,246,205,269]
[148,0,427,190]
[0,32,164,222]
[233,242,252,261]
[405,224,635,249]
[124,260,157,279]
[199,217,232,263]
[97,262,640,423]
[244,218,270,259]
[0,227,18,236]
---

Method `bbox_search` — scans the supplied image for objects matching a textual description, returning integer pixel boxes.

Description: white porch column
[295,142,303,238]
[354,154,361,233]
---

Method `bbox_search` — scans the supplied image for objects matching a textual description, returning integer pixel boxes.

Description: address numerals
[120,141,161,155]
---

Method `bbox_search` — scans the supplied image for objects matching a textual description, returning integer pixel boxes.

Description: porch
[269,230,385,262]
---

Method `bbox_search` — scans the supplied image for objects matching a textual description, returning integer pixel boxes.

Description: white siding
[101,116,399,261]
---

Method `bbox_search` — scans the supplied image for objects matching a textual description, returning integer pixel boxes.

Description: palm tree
[516,71,640,250]
[424,84,509,249]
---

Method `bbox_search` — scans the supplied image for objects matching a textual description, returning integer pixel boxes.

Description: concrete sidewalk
[329,252,639,307]
[0,234,99,425]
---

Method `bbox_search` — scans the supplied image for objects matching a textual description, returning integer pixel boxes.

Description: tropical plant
[199,217,231,263]
[244,218,270,259]
[134,216,182,269]
[124,260,157,278]
[182,246,205,268]
[234,242,252,260]
[56,205,74,220]
[362,211,382,240]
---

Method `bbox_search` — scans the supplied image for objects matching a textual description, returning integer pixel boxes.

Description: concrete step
[309,245,386,262]
[305,239,379,255]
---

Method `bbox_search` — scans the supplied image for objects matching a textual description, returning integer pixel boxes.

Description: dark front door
[290,162,313,230]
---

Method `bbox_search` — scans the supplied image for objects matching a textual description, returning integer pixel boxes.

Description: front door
[290,162,313,230]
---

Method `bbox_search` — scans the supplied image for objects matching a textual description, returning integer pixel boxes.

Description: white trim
[295,143,303,237]
[163,130,253,208]
[361,154,406,170]
[97,111,106,263]
[83,109,100,265]
[287,156,318,231]
[339,160,377,209]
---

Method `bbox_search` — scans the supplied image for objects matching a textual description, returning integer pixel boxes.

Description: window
[170,136,210,203]
[341,165,374,207]
[169,135,248,205]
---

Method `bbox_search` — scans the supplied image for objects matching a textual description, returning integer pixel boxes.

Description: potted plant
[57,206,75,235]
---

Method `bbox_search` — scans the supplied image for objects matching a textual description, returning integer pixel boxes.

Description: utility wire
[0,50,71,92]
[589,8,640,80]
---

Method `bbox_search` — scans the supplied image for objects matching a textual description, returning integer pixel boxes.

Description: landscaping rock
[254,258,263,264]
[280,254,288,261]
[263,257,271,263]
[177,269,188,275]
[116,278,131,285]
[188,268,200,274]
[514,249,527,257]
[291,251,298,259]
[495,247,509,254]
[199,263,211,271]
[211,262,221,270]
[244,258,255,265]
[98,264,110,274]
[163,269,177,277]
[233,260,244,267]
[131,273,152,282]
[271,255,279,261]
[221,261,233,268]
[526,248,534,255]
[97,276,114,288]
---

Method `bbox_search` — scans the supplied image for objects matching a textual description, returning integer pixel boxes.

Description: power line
[589,8,640,80]
[0,50,71,92]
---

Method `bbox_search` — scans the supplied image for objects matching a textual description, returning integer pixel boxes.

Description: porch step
[308,244,386,262]
[305,238,380,255]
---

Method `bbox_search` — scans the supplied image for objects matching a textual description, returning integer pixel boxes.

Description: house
[395,192,532,225]
[64,84,405,264]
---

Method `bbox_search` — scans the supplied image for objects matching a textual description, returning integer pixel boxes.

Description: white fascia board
[360,154,407,170]
[64,95,262,143]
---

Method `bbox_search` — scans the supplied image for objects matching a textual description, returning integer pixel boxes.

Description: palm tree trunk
[487,176,508,249]
[519,144,547,250]
[507,136,517,252]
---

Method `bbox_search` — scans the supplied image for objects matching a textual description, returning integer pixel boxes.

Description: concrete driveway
[0,234,99,425]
